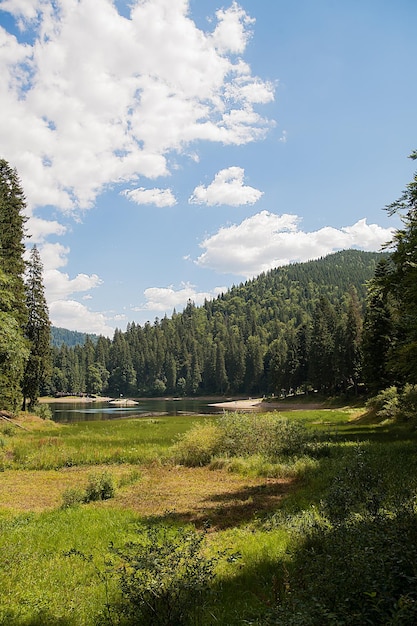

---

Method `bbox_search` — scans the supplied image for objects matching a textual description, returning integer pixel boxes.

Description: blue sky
[1,0,416,336]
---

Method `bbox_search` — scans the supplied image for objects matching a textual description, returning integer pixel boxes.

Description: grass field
[1,405,416,625]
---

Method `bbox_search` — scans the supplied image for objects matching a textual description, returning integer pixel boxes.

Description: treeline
[44,250,385,399]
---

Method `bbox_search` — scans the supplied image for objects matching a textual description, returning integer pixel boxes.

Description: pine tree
[22,245,51,410]
[0,160,29,411]
[379,150,417,383]
[0,159,28,328]
[362,260,394,391]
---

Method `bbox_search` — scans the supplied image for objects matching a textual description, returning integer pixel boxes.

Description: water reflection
[48,399,221,423]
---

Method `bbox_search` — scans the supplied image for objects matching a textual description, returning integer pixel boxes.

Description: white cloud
[123,187,177,207]
[0,0,274,213]
[135,282,226,314]
[26,216,67,243]
[189,166,263,206]
[49,300,114,337]
[44,269,102,302]
[195,211,394,278]
[35,241,105,330]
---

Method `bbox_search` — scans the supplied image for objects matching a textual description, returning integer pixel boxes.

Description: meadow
[1,404,417,625]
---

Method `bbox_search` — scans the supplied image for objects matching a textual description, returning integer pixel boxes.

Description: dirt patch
[0,465,294,529]
[108,465,293,530]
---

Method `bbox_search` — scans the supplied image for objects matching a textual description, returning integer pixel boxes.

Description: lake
[47,398,223,423]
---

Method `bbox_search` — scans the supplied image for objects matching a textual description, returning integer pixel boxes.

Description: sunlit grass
[0,404,416,624]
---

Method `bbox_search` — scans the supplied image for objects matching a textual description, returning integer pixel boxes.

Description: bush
[171,413,312,468]
[268,503,417,625]
[217,412,310,460]
[366,386,400,420]
[321,444,385,524]
[107,523,226,625]
[398,384,417,421]
[33,404,52,420]
[61,487,85,508]
[84,471,115,502]
[171,422,222,466]
[61,471,115,508]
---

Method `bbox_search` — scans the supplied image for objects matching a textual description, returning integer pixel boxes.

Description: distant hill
[50,326,99,347]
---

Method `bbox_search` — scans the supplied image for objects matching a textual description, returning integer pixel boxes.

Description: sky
[1,0,416,337]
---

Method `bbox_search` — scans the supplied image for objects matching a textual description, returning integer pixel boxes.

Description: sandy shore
[210,398,326,411]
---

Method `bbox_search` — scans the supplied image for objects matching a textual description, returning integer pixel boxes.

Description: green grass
[1,404,417,624]
[0,415,204,470]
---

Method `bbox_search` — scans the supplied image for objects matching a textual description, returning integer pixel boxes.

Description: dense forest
[45,249,385,399]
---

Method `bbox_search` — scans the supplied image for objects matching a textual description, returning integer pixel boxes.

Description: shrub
[61,471,115,508]
[171,422,222,466]
[61,487,85,508]
[398,384,417,421]
[171,413,312,468]
[33,404,52,420]
[107,523,226,625]
[321,444,385,524]
[268,503,417,626]
[366,386,400,420]
[217,412,310,460]
[84,471,115,502]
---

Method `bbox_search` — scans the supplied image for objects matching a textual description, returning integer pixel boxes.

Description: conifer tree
[0,160,29,411]
[22,245,51,409]
[0,159,28,328]
[376,150,417,383]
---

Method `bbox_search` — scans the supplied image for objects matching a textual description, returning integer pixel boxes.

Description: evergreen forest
[45,249,386,399]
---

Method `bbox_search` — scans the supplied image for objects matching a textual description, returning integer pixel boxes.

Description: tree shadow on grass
[141,479,295,530]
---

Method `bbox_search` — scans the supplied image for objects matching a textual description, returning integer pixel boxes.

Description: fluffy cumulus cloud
[0,0,274,215]
[189,166,263,206]
[48,300,115,337]
[34,242,113,334]
[122,187,177,207]
[135,282,226,314]
[195,211,394,278]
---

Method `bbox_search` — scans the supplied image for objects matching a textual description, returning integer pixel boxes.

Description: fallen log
[0,411,29,430]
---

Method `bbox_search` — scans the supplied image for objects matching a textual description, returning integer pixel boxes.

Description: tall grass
[0,415,202,470]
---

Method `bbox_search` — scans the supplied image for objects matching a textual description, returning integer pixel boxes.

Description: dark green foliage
[22,245,51,410]
[47,250,384,398]
[266,444,417,625]
[0,159,28,328]
[0,312,29,411]
[0,160,30,411]
[107,524,225,626]
[363,151,417,386]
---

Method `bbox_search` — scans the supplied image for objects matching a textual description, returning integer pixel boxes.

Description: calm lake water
[47,399,222,423]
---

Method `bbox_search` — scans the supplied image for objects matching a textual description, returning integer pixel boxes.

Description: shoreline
[39,395,326,411]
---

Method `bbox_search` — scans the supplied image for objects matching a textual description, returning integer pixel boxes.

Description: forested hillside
[51,327,98,348]
[45,249,385,398]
